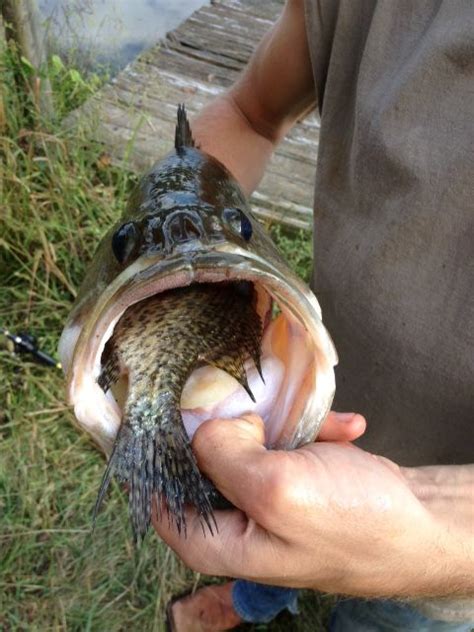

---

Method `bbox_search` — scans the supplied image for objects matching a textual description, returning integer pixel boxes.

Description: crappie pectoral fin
[202,354,256,403]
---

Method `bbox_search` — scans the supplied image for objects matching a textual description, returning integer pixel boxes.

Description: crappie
[96,282,262,538]
[59,105,337,540]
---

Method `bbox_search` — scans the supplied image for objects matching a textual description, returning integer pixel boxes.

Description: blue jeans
[329,598,473,631]
[232,581,473,630]
[232,581,299,624]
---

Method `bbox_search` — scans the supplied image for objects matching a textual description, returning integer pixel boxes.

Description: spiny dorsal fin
[175,104,194,149]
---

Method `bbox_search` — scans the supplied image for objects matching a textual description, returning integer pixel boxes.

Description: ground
[0,49,332,631]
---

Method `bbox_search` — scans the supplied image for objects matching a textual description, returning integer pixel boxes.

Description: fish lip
[62,245,338,453]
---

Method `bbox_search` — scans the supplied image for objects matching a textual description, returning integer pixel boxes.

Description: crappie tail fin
[175,104,194,149]
[92,414,216,543]
[153,422,217,539]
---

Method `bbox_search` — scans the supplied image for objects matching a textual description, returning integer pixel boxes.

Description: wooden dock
[71,0,319,229]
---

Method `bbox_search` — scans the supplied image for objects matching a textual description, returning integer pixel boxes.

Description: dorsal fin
[175,104,194,149]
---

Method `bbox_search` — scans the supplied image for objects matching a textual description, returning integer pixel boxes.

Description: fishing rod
[0,327,62,370]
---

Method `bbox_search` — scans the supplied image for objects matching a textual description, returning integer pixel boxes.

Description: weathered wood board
[70,0,319,229]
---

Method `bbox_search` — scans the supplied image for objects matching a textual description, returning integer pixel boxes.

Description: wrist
[192,94,275,195]
[328,495,472,598]
[422,519,474,597]
[356,516,450,598]
[400,465,474,597]
[353,516,472,599]
[401,465,474,534]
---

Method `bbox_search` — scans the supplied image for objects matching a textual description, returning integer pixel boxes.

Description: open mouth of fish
[61,250,336,455]
[60,248,336,538]
[59,105,337,541]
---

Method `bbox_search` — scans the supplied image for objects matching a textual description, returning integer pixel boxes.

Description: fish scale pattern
[95,282,262,541]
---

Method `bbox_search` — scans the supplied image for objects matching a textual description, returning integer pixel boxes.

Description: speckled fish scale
[94,281,262,541]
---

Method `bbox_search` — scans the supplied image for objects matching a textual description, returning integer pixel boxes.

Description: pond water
[39,0,208,71]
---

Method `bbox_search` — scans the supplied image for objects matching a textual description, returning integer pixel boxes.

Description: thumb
[318,411,367,442]
[192,413,274,511]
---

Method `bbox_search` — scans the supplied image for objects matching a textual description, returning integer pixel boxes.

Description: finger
[151,495,279,579]
[191,413,279,515]
[151,495,242,571]
[317,411,366,442]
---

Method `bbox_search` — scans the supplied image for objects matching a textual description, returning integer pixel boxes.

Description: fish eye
[223,207,253,241]
[111,222,139,264]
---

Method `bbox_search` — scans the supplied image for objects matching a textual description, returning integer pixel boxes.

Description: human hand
[153,414,469,598]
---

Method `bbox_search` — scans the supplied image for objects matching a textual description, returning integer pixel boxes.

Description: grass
[0,47,332,631]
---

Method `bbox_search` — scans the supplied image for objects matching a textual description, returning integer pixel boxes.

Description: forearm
[192,94,276,195]
[191,0,315,194]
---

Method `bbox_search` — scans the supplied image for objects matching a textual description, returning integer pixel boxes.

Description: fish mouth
[60,244,337,457]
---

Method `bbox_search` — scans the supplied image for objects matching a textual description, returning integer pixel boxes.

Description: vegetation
[0,47,330,631]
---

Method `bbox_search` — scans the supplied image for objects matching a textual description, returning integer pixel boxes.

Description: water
[39,0,208,72]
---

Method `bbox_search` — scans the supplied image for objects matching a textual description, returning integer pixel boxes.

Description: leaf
[20,56,34,70]
[50,54,64,74]
[68,69,83,85]
[20,56,35,76]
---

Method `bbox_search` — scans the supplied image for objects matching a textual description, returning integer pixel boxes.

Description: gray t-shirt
[304,0,473,466]
[303,0,473,621]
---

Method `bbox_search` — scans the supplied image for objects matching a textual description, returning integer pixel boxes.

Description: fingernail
[333,412,355,422]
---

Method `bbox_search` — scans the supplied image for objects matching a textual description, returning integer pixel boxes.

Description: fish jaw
[60,247,337,457]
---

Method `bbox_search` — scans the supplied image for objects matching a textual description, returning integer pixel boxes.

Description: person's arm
[192,0,315,194]
[153,415,474,598]
[402,464,474,540]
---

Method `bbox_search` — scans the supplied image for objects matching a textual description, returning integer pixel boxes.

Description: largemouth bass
[59,105,337,540]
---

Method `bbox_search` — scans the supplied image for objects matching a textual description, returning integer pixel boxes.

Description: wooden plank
[67,0,318,230]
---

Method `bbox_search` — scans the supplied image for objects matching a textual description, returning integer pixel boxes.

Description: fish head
[60,106,337,458]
